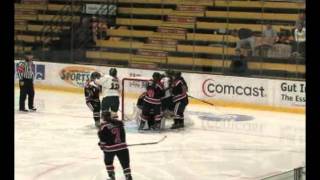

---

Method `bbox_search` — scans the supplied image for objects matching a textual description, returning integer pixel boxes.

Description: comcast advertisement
[195,74,305,108]
[202,79,266,97]
[198,76,269,105]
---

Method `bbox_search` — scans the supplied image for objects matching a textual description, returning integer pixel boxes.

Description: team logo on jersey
[59,66,97,87]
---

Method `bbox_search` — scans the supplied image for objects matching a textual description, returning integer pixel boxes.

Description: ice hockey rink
[14,88,305,180]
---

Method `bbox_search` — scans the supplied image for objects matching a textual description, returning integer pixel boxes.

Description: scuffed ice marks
[187,111,254,121]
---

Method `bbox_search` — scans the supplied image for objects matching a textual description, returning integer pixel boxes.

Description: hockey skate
[138,121,146,130]
[151,121,161,131]
[125,174,133,180]
[95,121,100,128]
[171,119,184,129]
[107,172,115,180]
[170,119,179,129]
[177,120,185,129]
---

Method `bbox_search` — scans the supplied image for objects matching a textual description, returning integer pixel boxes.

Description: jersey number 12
[110,83,119,90]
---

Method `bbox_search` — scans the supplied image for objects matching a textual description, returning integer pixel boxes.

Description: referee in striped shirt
[17,53,36,112]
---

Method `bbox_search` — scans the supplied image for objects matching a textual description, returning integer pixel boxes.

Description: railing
[72,0,117,50]
[40,3,73,45]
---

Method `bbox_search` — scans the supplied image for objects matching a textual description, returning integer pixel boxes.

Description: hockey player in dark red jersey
[98,111,133,180]
[139,72,165,130]
[171,71,189,129]
[84,72,102,128]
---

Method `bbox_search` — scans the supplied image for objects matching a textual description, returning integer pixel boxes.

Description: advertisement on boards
[273,80,305,107]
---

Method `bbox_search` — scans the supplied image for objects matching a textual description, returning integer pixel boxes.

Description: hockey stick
[127,135,167,147]
[188,95,215,106]
[188,95,227,116]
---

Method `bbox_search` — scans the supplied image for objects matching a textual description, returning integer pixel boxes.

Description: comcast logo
[202,79,266,97]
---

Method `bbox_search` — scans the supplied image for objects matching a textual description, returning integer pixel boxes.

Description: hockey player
[84,72,102,128]
[171,71,188,129]
[136,92,146,110]
[98,111,133,180]
[132,92,146,125]
[98,68,120,119]
[139,72,164,130]
[160,70,174,116]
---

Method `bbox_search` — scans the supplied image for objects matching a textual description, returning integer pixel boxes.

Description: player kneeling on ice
[160,70,174,118]
[84,72,102,128]
[98,111,133,180]
[139,72,164,130]
[171,71,189,129]
[98,68,120,118]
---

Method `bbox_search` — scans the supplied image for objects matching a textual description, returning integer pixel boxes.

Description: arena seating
[14,2,81,54]
[14,0,305,79]
[84,0,304,78]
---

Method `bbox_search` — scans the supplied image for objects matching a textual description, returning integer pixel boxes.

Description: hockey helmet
[101,111,112,121]
[174,71,181,78]
[152,72,161,81]
[165,69,174,77]
[109,68,117,77]
[90,71,101,80]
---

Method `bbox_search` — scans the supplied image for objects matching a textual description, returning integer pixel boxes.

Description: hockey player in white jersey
[97,68,121,119]
[161,70,174,118]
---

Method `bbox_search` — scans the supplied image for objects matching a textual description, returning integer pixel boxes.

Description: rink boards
[14,60,305,113]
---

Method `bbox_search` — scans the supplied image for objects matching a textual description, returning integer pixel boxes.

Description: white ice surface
[15,89,305,180]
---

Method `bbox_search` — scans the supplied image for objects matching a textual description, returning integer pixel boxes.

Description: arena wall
[14,61,305,114]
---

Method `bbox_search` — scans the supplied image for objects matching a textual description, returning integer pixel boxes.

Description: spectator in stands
[293,23,306,56]
[262,23,278,43]
[97,18,108,40]
[235,28,256,56]
[276,30,292,45]
[90,16,98,42]
[255,23,278,57]
[295,13,305,29]
[230,49,247,75]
